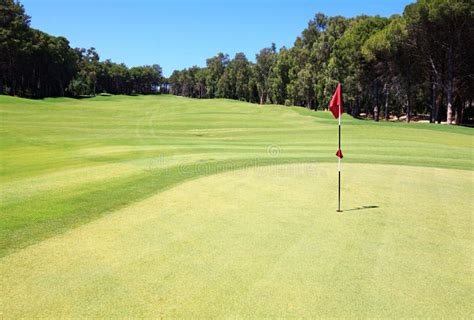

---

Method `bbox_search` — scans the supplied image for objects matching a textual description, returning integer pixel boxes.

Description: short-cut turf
[1,164,472,318]
[0,95,473,317]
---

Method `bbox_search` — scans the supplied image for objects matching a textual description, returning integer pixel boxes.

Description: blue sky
[22,0,413,76]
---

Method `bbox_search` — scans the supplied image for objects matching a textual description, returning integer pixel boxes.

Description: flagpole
[330,83,343,213]
[337,103,342,212]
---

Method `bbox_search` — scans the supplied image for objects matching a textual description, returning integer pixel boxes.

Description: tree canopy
[169,0,473,124]
[0,0,164,98]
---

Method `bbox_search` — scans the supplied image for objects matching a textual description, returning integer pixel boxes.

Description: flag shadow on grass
[343,205,379,212]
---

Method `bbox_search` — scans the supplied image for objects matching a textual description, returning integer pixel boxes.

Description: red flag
[336,149,343,159]
[329,83,342,119]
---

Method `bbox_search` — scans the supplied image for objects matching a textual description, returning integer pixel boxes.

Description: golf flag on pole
[330,83,343,119]
[330,83,343,212]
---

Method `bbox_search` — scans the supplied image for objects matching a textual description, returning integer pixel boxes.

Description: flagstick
[337,105,342,213]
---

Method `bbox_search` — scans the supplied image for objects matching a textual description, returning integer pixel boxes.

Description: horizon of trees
[1,0,473,124]
[0,0,165,98]
[169,0,474,125]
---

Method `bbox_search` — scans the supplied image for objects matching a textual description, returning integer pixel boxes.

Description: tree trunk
[430,79,436,123]
[8,53,15,96]
[384,85,389,121]
[436,91,443,123]
[454,102,463,125]
[352,96,360,117]
[59,81,64,97]
[374,82,379,122]
[404,68,413,123]
[365,96,370,118]
[406,93,412,123]
[446,46,454,124]
[454,107,459,124]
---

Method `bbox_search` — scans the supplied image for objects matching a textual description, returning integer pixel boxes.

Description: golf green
[0,95,473,317]
[1,164,472,318]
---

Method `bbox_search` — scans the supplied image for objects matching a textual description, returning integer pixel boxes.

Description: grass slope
[1,164,472,318]
[0,95,473,317]
[0,94,473,257]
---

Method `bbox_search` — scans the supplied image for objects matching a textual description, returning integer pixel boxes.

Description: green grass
[0,94,473,317]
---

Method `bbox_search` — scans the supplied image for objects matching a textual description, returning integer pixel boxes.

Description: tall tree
[254,44,276,104]
[0,0,30,95]
[271,47,291,105]
[206,53,229,98]
[330,15,389,117]
[404,0,474,124]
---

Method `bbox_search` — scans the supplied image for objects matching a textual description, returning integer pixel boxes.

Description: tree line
[1,0,473,124]
[169,0,473,124]
[0,0,164,98]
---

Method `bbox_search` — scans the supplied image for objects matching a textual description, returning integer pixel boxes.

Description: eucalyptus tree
[232,53,252,101]
[194,67,208,98]
[0,0,30,95]
[169,70,183,96]
[206,53,229,98]
[312,16,348,110]
[362,15,424,122]
[270,47,291,105]
[254,44,276,104]
[404,0,474,124]
[330,15,389,117]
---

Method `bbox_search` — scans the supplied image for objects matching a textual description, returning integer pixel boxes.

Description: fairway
[0,95,473,317]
